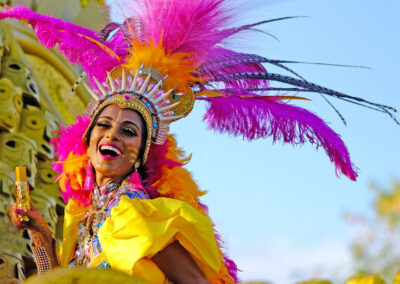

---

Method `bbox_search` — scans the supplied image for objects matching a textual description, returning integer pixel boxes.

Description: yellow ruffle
[60,197,233,283]
[60,199,88,267]
[25,267,148,284]
[98,197,223,283]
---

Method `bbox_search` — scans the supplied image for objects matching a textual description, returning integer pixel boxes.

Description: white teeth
[100,145,121,156]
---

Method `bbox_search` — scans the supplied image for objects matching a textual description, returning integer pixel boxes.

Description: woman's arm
[152,241,210,284]
[9,204,59,271]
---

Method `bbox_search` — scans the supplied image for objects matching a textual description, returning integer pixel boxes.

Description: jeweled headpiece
[82,68,192,163]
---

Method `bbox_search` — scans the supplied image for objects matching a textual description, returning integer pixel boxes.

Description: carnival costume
[0,0,397,283]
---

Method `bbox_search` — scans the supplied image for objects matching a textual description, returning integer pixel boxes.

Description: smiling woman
[1,0,397,283]
[87,105,144,186]
[58,101,215,283]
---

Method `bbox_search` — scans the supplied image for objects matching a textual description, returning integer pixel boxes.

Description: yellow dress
[60,197,234,283]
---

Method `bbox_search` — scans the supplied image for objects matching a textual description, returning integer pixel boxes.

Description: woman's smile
[99,143,122,160]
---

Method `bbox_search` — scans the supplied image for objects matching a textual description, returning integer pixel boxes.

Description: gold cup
[15,166,30,222]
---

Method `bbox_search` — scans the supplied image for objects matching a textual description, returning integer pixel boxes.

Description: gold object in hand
[15,166,30,222]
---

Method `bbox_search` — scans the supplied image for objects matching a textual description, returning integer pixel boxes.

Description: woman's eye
[122,127,137,136]
[96,122,110,128]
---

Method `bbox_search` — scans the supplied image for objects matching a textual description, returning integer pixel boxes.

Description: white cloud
[228,236,354,284]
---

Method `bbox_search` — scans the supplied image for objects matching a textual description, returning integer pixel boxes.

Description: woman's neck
[95,173,123,187]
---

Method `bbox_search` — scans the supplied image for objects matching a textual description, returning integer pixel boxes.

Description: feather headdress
[1,0,397,181]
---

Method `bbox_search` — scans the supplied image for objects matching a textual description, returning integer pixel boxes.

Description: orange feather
[123,40,201,91]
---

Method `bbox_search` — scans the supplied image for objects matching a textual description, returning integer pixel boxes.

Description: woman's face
[87,104,144,185]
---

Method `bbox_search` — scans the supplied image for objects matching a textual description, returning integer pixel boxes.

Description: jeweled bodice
[70,180,150,268]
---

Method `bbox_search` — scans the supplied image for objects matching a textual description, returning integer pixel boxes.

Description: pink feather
[59,182,92,207]
[144,140,183,187]
[124,0,232,63]
[0,5,128,84]
[51,116,90,174]
[50,116,91,205]
[200,94,357,181]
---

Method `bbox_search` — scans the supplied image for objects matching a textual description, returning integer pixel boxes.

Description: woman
[2,0,395,282]
[11,99,224,283]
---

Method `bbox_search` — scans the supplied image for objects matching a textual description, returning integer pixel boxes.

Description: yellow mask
[0,78,23,132]
[0,132,37,187]
[1,56,40,103]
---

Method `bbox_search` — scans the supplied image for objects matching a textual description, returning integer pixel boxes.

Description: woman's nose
[105,127,119,140]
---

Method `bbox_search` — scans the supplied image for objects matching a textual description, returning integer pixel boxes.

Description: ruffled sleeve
[98,196,226,283]
[59,199,88,267]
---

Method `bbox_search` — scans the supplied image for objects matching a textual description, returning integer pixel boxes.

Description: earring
[83,160,95,191]
[129,161,145,190]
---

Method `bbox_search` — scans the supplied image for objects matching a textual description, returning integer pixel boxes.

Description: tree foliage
[346,180,400,283]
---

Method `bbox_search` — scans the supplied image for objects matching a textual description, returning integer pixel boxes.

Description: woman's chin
[92,156,132,184]
[99,153,120,161]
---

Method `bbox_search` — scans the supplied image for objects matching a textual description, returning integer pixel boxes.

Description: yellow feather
[123,41,201,91]
[151,135,206,212]
[58,152,88,193]
[82,35,121,61]
[270,95,311,101]
[195,90,223,98]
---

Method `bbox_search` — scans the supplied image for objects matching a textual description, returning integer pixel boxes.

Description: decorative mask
[36,155,64,206]
[36,154,66,239]
[1,56,40,103]
[0,249,25,283]
[18,105,45,149]
[0,133,37,188]
[31,189,58,236]
[0,77,23,132]
[18,107,58,159]
[0,162,14,200]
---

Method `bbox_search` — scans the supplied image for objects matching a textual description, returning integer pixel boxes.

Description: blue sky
[107,0,400,282]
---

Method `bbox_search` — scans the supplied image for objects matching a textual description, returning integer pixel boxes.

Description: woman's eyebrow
[98,115,113,120]
[122,120,141,130]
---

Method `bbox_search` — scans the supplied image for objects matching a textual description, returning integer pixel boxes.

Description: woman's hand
[9,203,52,239]
[9,203,59,269]
[6,278,22,284]
[152,241,210,284]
